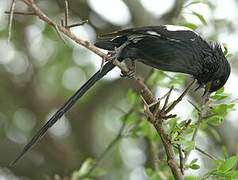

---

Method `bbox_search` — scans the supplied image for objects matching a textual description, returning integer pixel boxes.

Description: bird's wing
[99,25,199,41]
[95,25,210,50]
[95,25,213,76]
[127,35,203,75]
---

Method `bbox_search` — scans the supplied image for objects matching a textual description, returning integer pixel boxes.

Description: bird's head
[204,44,231,94]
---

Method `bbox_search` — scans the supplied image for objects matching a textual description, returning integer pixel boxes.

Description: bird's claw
[120,68,135,78]
[141,87,177,122]
[120,59,136,78]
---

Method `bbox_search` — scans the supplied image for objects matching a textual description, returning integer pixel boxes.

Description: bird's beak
[203,82,211,97]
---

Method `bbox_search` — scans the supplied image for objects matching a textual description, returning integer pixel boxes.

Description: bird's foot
[120,70,135,78]
[107,42,129,61]
[141,86,177,122]
[141,80,195,123]
[120,62,136,78]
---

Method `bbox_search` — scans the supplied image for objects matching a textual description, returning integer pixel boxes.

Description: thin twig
[195,146,217,160]
[8,0,16,43]
[187,99,200,112]
[67,20,88,28]
[5,11,36,15]
[64,0,69,28]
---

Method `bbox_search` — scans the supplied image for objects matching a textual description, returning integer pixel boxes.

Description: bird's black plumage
[12,25,230,165]
[95,25,230,92]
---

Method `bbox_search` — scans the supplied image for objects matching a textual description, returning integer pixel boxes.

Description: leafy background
[0,0,238,179]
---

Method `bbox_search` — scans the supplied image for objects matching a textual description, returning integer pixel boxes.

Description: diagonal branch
[137,78,195,180]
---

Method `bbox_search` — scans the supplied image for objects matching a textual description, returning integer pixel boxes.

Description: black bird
[11,25,230,165]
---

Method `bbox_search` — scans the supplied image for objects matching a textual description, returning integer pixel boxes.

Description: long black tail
[11,61,116,166]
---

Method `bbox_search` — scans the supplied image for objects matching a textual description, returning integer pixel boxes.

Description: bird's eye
[214,79,220,85]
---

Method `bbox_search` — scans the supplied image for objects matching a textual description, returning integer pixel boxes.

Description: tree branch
[10,1,196,179]
[136,78,195,180]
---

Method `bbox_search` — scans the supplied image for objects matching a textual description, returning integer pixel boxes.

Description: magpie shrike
[11,25,230,165]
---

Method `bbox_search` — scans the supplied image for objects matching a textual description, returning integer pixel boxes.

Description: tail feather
[11,61,115,166]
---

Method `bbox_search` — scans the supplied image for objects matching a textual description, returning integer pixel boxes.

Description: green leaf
[212,103,235,116]
[71,158,96,180]
[222,43,229,57]
[91,167,107,177]
[169,118,178,133]
[225,170,238,178]
[190,163,200,170]
[222,146,229,158]
[71,158,107,180]
[211,93,229,100]
[182,23,198,30]
[218,156,237,173]
[190,158,198,164]
[211,87,230,100]
[206,115,224,126]
[192,11,207,25]
[177,139,195,151]
[216,87,225,94]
